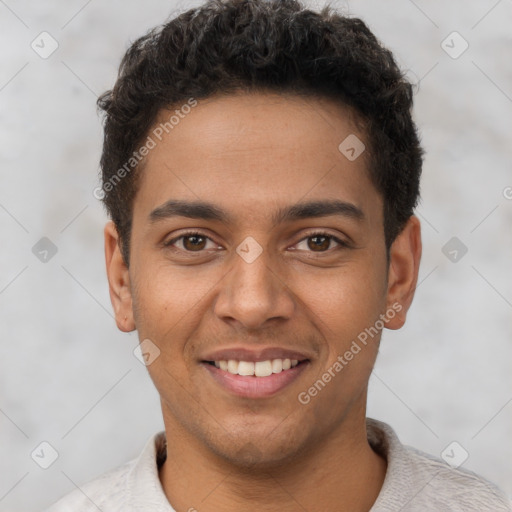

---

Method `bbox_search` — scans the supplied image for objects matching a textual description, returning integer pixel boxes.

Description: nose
[213,242,295,330]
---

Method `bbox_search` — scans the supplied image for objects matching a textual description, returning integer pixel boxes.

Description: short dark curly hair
[97,0,423,266]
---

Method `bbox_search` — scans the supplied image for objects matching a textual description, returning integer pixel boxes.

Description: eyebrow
[149,199,365,226]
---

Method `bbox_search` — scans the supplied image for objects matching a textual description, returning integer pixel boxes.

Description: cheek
[295,260,387,340]
[132,259,216,326]
[297,267,385,415]
[130,266,207,401]
[130,260,228,378]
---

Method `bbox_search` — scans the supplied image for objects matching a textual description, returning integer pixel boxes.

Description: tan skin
[105,92,421,512]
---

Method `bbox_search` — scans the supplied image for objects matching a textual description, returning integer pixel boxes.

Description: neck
[159,408,387,512]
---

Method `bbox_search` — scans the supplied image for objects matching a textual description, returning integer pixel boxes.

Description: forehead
[150,92,365,162]
[133,92,381,227]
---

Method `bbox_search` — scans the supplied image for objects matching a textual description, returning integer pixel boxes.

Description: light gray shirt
[45,418,511,511]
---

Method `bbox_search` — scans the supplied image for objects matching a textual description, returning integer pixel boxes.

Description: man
[47,0,511,510]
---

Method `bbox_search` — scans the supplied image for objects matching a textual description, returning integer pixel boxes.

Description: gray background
[0,0,511,510]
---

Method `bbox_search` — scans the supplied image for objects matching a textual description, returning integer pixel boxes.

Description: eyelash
[164,230,350,254]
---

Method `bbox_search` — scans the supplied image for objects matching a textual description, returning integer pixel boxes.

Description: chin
[205,424,310,471]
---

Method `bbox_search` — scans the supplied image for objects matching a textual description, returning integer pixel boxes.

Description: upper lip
[200,346,313,363]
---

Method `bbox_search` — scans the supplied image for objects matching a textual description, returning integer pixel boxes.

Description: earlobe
[104,221,136,332]
[384,215,422,330]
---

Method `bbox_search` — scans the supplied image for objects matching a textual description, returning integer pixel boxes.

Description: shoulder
[44,458,136,512]
[44,431,170,512]
[404,444,511,511]
[367,418,512,511]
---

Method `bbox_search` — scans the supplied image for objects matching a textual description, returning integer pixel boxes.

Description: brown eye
[182,234,207,251]
[294,232,348,253]
[164,231,219,252]
[307,235,332,252]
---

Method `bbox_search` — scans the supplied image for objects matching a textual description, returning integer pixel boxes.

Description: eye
[163,230,349,255]
[294,232,349,253]
[164,231,220,252]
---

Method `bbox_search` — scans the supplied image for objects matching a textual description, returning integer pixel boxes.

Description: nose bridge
[234,247,274,295]
[214,238,294,328]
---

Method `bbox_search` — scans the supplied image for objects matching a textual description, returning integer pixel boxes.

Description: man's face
[107,92,413,467]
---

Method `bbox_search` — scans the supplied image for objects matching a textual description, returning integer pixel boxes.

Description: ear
[384,215,422,330]
[104,221,136,332]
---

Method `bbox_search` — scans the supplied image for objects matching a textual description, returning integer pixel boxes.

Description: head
[102,0,423,469]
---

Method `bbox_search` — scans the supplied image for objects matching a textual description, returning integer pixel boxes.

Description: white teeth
[271,359,283,373]
[227,360,239,374]
[238,361,255,376]
[255,360,273,377]
[213,358,303,376]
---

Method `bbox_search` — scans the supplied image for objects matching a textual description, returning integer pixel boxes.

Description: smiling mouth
[203,358,308,377]
[202,357,311,398]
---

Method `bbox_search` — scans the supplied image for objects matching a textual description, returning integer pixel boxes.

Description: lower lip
[202,362,309,398]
